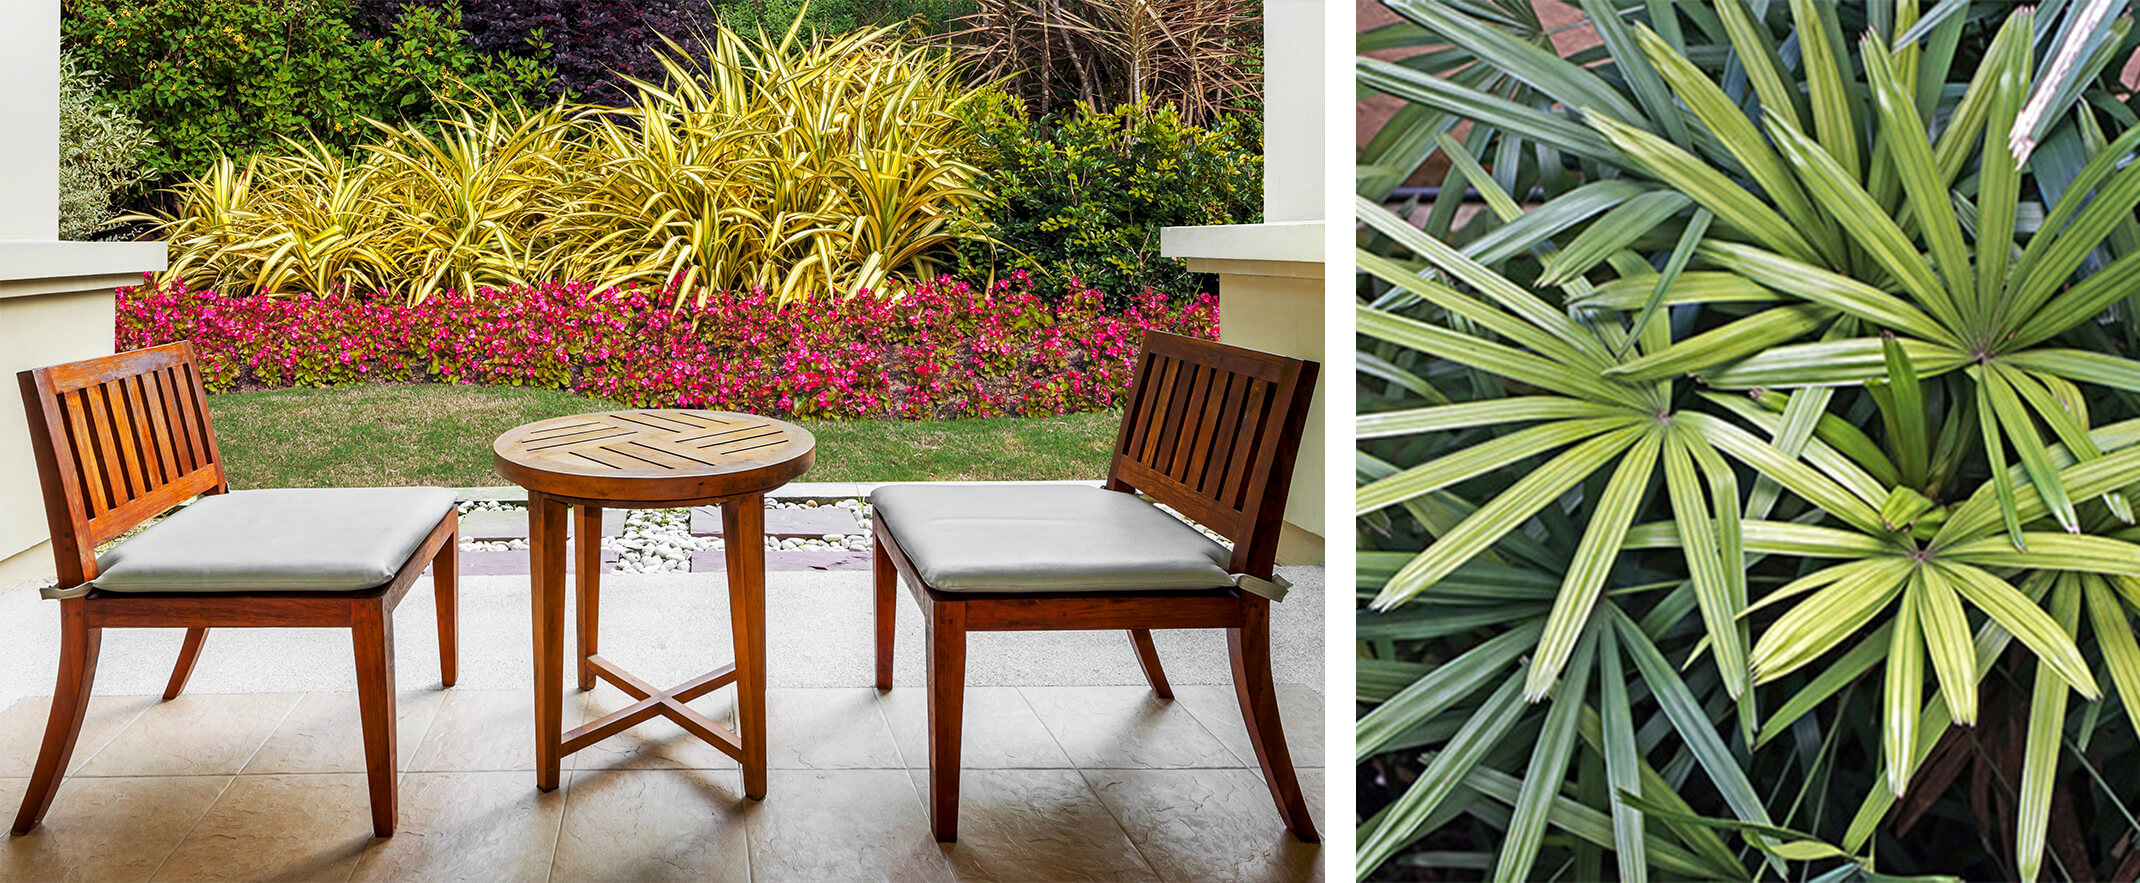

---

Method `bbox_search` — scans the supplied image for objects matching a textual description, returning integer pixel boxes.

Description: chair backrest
[17,341,227,586]
[1106,331,1319,579]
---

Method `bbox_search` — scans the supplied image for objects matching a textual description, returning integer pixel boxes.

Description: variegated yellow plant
[136,13,994,307]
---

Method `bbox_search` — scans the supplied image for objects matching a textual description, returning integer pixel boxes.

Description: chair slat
[1164,365,1213,482]
[157,366,198,474]
[124,376,161,488]
[1217,379,1270,511]
[170,364,209,473]
[87,386,133,506]
[1192,373,1244,498]
[1179,368,1228,487]
[62,391,111,517]
[106,380,150,500]
[140,372,180,485]
[1137,357,1183,465]
[1120,353,1162,460]
[1189,372,1241,496]
[1157,362,1202,476]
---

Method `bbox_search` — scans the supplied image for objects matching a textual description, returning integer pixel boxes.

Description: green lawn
[203,383,1120,489]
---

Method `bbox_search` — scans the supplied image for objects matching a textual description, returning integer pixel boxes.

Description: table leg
[723,493,769,800]
[529,491,568,792]
[575,505,603,691]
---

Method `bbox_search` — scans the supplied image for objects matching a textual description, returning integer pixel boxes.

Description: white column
[1262,0,1324,223]
[0,0,60,238]
[0,2,168,587]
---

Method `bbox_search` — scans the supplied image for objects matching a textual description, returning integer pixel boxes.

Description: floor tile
[0,774,228,882]
[346,771,568,882]
[568,686,738,772]
[548,768,749,882]
[1169,684,1324,770]
[1082,768,1322,883]
[76,693,302,778]
[743,768,956,881]
[764,688,903,770]
[912,768,1159,882]
[242,690,447,775]
[878,686,1075,770]
[407,690,549,773]
[1021,687,1241,769]
[150,773,375,882]
[0,695,157,778]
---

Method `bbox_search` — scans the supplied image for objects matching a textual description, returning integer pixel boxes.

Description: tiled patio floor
[0,683,1323,881]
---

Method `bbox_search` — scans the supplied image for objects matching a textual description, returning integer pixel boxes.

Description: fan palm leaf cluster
[1358,1,2140,879]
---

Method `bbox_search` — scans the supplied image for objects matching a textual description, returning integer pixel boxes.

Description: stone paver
[688,506,860,538]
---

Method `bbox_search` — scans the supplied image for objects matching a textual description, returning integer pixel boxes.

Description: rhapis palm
[1358,0,2140,878]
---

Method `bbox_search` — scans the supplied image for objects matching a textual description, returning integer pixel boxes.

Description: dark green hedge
[953,95,1264,307]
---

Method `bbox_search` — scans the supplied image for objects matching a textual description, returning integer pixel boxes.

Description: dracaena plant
[1357,0,2140,879]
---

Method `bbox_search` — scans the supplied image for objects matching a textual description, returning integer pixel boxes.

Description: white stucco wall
[1263,0,1325,224]
[1160,1,1329,562]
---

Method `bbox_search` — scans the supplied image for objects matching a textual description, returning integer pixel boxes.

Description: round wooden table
[493,409,814,798]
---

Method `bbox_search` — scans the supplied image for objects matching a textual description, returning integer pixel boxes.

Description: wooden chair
[11,341,459,838]
[871,330,1320,843]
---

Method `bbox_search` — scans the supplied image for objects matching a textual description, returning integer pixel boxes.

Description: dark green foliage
[953,93,1262,305]
[62,0,552,184]
[350,0,717,104]
[709,0,971,40]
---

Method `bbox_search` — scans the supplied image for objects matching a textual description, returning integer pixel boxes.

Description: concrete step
[688,506,861,538]
[458,547,619,576]
[459,508,627,541]
[692,547,872,572]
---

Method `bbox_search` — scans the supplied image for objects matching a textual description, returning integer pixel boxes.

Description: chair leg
[1229,596,1318,842]
[433,519,459,689]
[925,597,967,842]
[873,533,895,691]
[1126,629,1173,699]
[353,600,399,838]
[163,627,209,700]
[575,505,602,692]
[12,599,101,835]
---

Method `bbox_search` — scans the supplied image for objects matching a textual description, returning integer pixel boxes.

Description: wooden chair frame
[11,341,459,838]
[873,331,1321,843]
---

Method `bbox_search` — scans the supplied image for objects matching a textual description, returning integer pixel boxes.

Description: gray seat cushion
[93,487,457,593]
[870,483,1235,593]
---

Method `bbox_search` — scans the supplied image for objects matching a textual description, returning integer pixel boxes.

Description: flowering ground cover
[120,272,1217,421]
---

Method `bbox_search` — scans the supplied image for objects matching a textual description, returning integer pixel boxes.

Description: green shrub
[953,94,1261,305]
[58,52,154,240]
[62,0,552,184]
[710,0,970,38]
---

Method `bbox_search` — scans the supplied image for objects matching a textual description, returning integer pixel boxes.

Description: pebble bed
[456,496,876,574]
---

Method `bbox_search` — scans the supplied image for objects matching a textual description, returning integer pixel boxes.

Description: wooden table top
[493,410,814,504]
